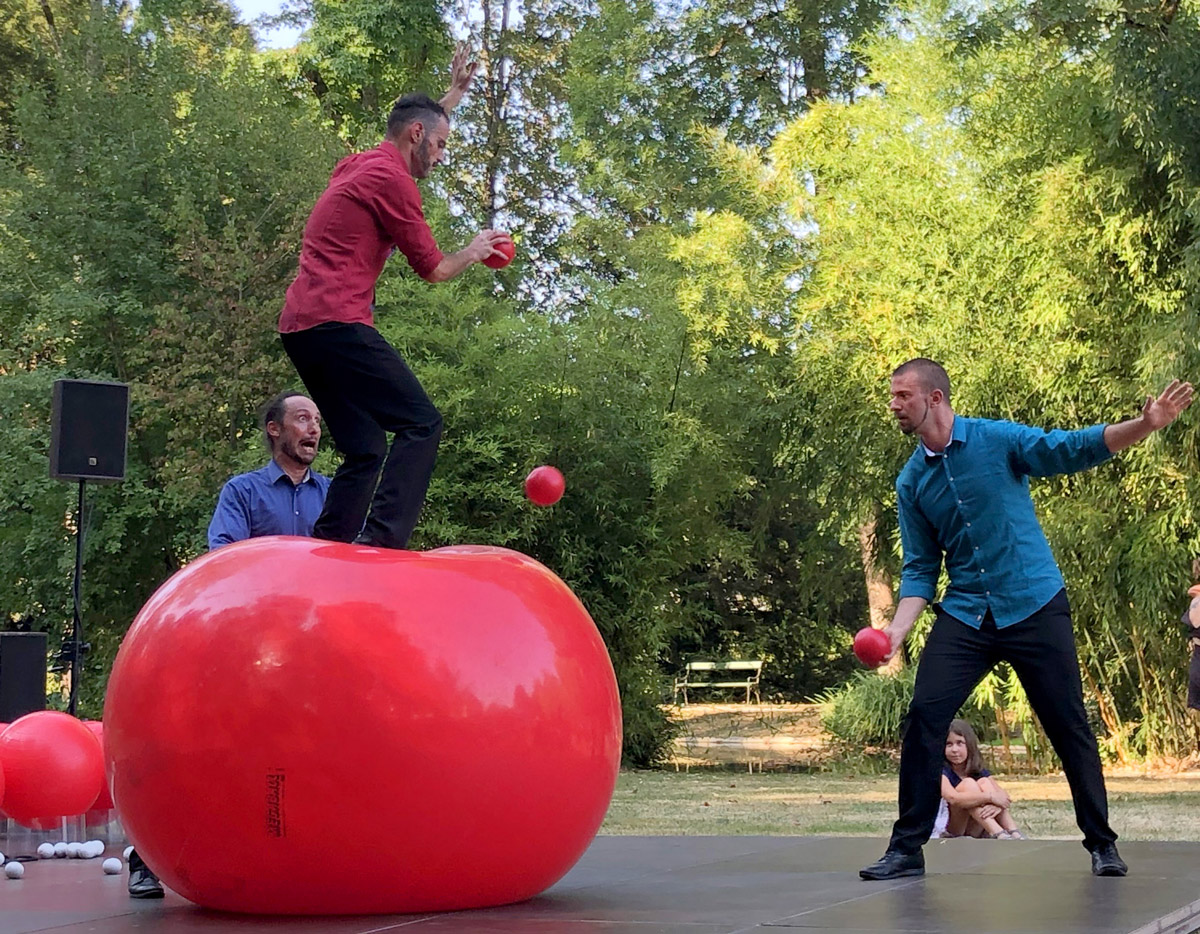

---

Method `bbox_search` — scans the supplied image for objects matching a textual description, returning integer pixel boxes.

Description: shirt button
[977,615,983,621]
[986,591,991,596]
[957,499,963,505]
[974,546,979,550]
[966,522,971,527]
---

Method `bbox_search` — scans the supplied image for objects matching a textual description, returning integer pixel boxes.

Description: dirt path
[667,703,1200,775]
[668,703,834,770]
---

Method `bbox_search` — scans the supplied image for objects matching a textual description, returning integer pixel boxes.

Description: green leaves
[780,0,1200,759]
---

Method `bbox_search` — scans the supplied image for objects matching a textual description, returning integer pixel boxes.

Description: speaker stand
[69,477,85,716]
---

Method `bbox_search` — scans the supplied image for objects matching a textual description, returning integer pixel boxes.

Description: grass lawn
[601,770,1200,840]
[623,703,1200,840]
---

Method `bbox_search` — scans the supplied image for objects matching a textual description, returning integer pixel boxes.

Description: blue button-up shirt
[207,460,330,550]
[896,415,1112,628]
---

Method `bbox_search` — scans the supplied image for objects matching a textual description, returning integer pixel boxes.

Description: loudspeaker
[0,632,47,722]
[50,379,130,482]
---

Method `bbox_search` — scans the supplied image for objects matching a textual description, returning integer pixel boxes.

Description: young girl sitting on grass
[939,718,1025,839]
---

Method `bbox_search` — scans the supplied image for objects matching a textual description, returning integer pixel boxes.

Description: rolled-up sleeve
[363,171,444,279]
[1007,422,1112,478]
[897,482,941,602]
[207,480,252,550]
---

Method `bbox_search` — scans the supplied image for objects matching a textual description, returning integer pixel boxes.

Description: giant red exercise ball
[853,627,891,669]
[525,465,566,506]
[104,538,622,915]
[82,720,113,810]
[0,711,104,823]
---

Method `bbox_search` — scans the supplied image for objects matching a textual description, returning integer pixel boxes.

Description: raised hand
[1141,379,1194,431]
[440,43,479,112]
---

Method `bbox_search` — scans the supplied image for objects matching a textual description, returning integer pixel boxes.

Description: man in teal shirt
[861,358,1193,881]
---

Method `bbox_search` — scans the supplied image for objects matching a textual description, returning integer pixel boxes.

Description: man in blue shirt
[130,392,330,899]
[861,358,1193,882]
[207,391,331,549]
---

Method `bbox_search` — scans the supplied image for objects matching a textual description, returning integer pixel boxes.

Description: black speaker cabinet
[0,632,47,721]
[50,379,130,483]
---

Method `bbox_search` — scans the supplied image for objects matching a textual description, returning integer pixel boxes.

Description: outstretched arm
[423,229,513,283]
[439,43,479,113]
[1104,379,1194,453]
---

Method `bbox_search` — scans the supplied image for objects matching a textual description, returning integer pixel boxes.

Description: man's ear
[1189,596,1200,627]
[267,420,282,442]
[930,389,945,407]
[410,120,425,144]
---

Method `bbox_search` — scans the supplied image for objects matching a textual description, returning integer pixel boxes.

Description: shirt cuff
[408,247,444,280]
[898,579,937,602]
[1083,423,1113,464]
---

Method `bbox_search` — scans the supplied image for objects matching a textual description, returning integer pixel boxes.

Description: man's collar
[922,415,965,463]
[267,458,310,485]
[378,139,413,176]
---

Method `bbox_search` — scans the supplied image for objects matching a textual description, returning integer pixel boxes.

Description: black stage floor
[3,836,1199,934]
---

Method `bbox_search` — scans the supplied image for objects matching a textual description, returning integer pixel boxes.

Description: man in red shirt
[279,53,510,549]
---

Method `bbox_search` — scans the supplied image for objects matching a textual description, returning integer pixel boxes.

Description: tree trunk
[797,27,829,102]
[858,508,902,674]
[478,0,513,226]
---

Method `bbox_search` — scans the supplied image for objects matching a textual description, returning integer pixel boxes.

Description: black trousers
[280,322,443,549]
[889,589,1116,854]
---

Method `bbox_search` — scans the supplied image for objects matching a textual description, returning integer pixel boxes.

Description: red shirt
[279,141,445,333]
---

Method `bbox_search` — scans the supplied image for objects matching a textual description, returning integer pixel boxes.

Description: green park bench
[672,660,764,705]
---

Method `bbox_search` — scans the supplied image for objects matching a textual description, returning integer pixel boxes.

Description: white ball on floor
[82,841,104,859]
[37,843,56,859]
[0,852,5,864]
[123,845,134,861]
[5,862,24,880]
[102,858,122,875]
[53,842,69,858]
[66,843,83,858]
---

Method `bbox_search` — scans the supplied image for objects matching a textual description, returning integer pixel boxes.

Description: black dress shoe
[860,848,925,880]
[1091,843,1128,877]
[128,849,165,899]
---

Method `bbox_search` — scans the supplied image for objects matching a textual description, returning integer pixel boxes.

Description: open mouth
[300,440,318,454]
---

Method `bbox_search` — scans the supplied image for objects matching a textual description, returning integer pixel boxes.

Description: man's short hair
[259,391,305,452]
[386,93,447,138]
[892,358,951,402]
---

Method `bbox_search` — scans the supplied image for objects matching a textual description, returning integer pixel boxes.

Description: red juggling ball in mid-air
[525,465,565,506]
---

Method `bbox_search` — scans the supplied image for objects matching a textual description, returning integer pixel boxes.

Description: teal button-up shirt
[896,415,1112,628]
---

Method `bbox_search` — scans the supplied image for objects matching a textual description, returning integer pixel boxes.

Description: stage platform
[3,836,1200,934]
